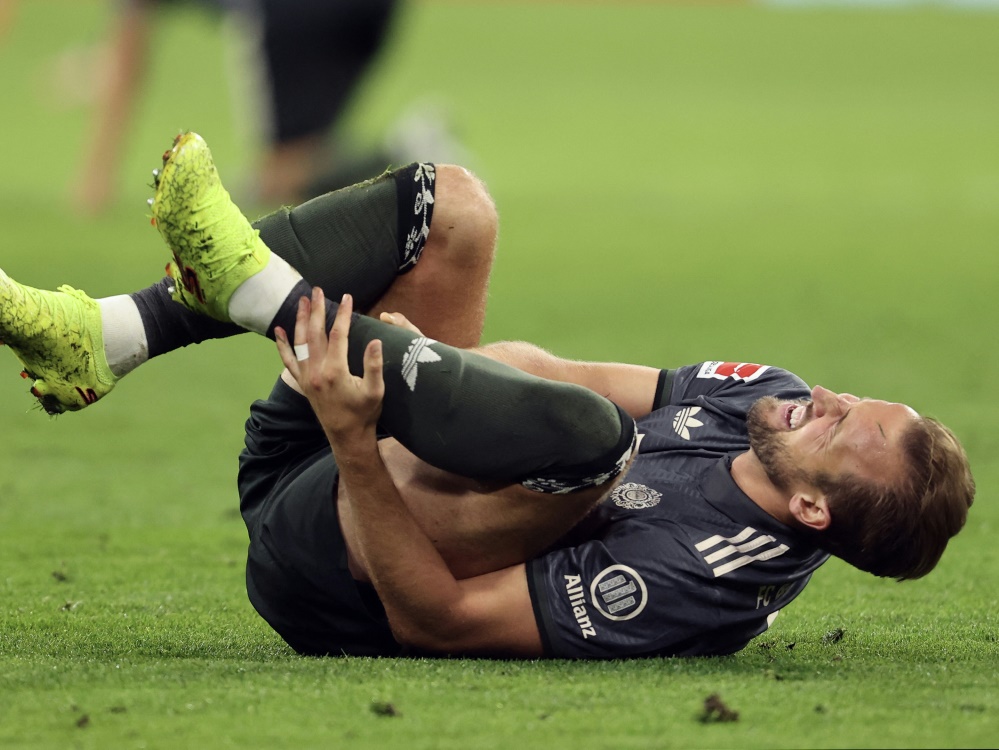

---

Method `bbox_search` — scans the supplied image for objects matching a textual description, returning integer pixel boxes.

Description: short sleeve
[527,529,718,659]
[654,362,810,413]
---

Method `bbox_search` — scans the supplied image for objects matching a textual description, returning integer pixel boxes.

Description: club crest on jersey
[697,361,770,383]
[611,482,662,510]
[590,565,648,621]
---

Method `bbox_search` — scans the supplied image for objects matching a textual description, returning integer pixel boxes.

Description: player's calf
[271,281,637,491]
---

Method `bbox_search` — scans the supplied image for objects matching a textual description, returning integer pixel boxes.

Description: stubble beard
[746,396,806,492]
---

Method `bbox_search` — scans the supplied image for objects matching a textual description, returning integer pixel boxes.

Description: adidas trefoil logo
[401,337,442,391]
[672,406,704,440]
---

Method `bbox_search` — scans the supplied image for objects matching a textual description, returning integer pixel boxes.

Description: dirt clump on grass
[699,694,739,723]
[823,628,845,644]
[370,701,401,718]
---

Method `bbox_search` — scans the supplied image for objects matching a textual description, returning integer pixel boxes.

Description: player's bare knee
[427,164,497,270]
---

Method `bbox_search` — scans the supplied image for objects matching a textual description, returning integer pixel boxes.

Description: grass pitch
[1,2,997,748]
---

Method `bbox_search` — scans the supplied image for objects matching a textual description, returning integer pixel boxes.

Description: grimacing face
[746,386,919,494]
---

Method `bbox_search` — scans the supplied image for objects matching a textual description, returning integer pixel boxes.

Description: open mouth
[783,402,809,430]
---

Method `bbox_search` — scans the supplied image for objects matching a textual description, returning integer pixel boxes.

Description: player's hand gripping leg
[275,288,384,445]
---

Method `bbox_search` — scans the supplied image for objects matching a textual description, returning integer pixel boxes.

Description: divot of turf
[699,694,740,723]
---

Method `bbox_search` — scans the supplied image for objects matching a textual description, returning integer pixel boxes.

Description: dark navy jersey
[527,362,830,659]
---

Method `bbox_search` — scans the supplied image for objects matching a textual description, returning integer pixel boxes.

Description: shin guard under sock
[128,163,436,361]
[254,162,435,310]
[270,280,637,492]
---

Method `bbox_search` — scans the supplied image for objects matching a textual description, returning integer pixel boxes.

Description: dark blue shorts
[238,378,400,656]
[259,0,400,143]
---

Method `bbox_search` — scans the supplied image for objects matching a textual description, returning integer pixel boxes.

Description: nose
[810,385,848,418]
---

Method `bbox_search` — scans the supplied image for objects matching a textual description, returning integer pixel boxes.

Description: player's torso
[529,363,829,658]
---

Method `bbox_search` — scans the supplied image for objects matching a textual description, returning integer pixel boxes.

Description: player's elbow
[391,626,454,655]
[387,612,473,655]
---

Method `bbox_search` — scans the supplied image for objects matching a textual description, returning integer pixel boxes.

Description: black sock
[127,163,436,361]
[130,278,242,359]
[254,162,435,309]
[270,279,635,492]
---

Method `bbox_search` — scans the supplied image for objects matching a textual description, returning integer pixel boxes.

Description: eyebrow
[840,399,888,443]
[830,409,850,445]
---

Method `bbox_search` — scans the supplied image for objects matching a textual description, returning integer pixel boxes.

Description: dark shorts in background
[238,378,400,656]
[259,0,401,143]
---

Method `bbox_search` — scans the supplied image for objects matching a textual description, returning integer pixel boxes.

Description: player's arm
[336,446,542,656]
[380,312,661,418]
[474,341,660,418]
[278,293,543,656]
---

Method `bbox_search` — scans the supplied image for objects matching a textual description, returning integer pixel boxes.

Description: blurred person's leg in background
[68,0,464,215]
[255,0,401,204]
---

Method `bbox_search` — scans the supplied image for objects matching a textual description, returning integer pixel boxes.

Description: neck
[730,450,796,527]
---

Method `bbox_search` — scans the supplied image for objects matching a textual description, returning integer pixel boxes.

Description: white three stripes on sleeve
[695,527,790,578]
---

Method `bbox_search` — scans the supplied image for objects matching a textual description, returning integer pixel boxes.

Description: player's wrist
[326,426,380,467]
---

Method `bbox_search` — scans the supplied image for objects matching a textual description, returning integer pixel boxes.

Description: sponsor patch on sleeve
[562,564,650,640]
[697,361,770,383]
[590,565,648,621]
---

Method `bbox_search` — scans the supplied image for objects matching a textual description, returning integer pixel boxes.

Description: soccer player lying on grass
[0,133,975,658]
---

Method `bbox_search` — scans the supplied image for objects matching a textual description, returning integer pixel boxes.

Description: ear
[789,492,831,532]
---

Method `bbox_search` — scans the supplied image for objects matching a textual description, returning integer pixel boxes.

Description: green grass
[1,2,997,748]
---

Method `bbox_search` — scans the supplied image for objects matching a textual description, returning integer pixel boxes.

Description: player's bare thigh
[365,164,497,350]
[339,438,621,582]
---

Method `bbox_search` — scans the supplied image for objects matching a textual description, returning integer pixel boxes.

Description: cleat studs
[20,370,28,379]
[147,198,154,206]
[152,168,160,177]
[150,217,157,227]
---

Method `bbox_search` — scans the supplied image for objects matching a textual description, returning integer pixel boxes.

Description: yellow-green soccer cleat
[0,269,117,414]
[150,132,270,322]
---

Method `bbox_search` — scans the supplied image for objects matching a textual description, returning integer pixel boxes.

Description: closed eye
[832,407,851,437]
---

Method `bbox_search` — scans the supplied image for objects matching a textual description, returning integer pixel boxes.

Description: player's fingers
[379,311,422,336]
[274,326,301,382]
[327,293,354,366]
[362,339,385,402]
[306,286,328,363]
[293,295,309,347]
